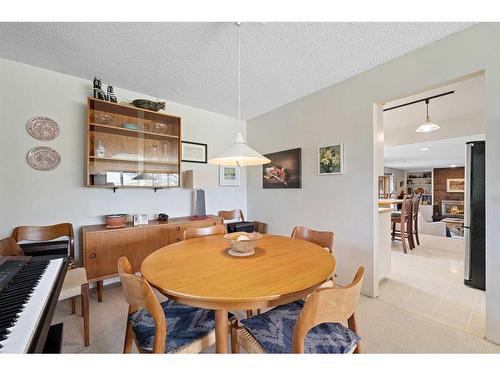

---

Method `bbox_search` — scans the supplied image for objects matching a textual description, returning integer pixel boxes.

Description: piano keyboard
[0,257,63,353]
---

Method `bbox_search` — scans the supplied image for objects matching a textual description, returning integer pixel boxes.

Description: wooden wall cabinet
[82,216,223,300]
[87,97,181,190]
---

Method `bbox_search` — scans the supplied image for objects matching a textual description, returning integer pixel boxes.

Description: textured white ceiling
[384,134,485,170]
[0,22,474,119]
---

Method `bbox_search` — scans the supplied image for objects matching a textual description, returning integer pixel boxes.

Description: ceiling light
[416,99,440,133]
[208,23,270,167]
[451,164,457,168]
[420,147,429,151]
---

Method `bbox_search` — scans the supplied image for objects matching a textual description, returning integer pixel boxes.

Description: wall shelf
[86,97,181,190]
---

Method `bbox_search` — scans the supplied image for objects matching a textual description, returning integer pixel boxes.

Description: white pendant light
[416,99,440,133]
[208,23,270,167]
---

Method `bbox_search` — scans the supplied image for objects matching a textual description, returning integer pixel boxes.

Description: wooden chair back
[291,226,334,253]
[12,223,75,259]
[400,195,413,222]
[253,221,268,234]
[292,267,364,353]
[218,209,245,222]
[183,224,227,240]
[412,193,422,218]
[117,256,166,353]
[0,237,25,256]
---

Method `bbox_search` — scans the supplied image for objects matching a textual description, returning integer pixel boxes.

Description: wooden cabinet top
[82,215,222,234]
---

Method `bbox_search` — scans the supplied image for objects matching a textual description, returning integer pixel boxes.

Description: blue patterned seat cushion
[240,300,360,354]
[129,300,233,353]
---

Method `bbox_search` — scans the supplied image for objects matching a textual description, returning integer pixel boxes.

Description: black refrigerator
[464,140,485,290]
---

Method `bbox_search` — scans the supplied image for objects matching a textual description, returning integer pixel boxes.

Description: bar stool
[391,194,413,254]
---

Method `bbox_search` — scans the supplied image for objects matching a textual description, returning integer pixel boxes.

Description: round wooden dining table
[141,234,336,353]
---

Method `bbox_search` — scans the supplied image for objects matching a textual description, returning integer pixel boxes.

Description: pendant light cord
[426,99,429,118]
[237,22,242,131]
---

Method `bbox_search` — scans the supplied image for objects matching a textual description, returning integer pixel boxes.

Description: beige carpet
[52,283,500,354]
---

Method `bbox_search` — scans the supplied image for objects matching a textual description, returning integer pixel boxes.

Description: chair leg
[347,314,360,354]
[81,283,90,347]
[123,321,134,353]
[256,309,261,315]
[415,222,420,246]
[81,285,90,346]
[230,320,240,353]
[391,222,396,241]
[70,297,76,315]
[246,310,253,318]
[401,222,407,254]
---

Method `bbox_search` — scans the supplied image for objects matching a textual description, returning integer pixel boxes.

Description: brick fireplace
[441,200,464,218]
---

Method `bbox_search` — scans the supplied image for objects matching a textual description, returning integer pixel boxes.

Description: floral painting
[318,144,343,175]
[263,148,302,188]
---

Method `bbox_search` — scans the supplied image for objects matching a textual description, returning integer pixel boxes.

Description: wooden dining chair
[12,223,90,346]
[390,194,413,253]
[252,221,268,234]
[118,256,235,353]
[291,226,334,253]
[291,226,335,287]
[183,224,227,240]
[0,237,24,256]
[218,209,244,222]
[232,267,364,354]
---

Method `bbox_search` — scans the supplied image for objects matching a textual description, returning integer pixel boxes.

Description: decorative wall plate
[26,146,61,171]
[26,117,60,141]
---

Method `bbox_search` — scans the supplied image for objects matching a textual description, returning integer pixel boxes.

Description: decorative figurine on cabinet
[158,213,169,222]
[93,77,107,100]
[107,85,117,103]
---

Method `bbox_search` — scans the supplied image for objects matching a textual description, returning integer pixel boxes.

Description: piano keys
[0,256,67,353]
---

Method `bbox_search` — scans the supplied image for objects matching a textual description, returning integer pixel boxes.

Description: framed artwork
[219,165,240,186]
[181,141,207,163]
[318,143,344,175]
[447,178,465,192]
[263,148,302,189]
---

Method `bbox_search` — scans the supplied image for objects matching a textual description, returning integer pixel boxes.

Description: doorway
[376,73,486,337]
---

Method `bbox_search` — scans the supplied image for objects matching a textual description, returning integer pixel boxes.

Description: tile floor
[378,233,485,337]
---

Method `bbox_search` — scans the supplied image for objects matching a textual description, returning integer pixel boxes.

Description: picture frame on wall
[318,143,344,175]
[219,165,240,186]
[263,148,302,189]
[181,141,207,163]
[447,178,465,192]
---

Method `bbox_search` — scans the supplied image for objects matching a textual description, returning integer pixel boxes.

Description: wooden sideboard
[81,215,222,301]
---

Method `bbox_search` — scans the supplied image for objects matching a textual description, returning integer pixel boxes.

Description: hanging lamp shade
[416,99,440,133]
[208,132,270,166]
[416,117,440,133]
[208,22,269,167]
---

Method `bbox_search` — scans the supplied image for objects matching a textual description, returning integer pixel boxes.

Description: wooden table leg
[97,280,103,302]
[215,310,228,353]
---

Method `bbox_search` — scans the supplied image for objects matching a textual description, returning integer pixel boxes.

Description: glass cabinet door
[87,98,180,189]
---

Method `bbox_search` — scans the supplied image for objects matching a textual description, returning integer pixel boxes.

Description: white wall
[247,23,500,344]
[384,167,406,195]
[0,58,247,259]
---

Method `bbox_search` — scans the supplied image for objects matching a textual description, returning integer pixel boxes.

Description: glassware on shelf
[95,137,106,157]
[151,122,168,134]
[162,142,168,162]
[152,145,159,161]
[94,112,114,125]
